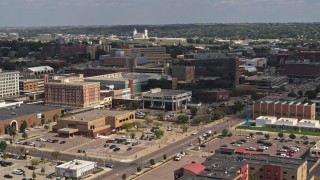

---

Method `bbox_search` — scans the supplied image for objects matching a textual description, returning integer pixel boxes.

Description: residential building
[19,79,45,93]
[175,153,307,180]
[44,82,100,108]
[253,101,316,120]
[52,109,135,137]
[142,88,192,111]
[42,44,87,58]
[55,159,97,179]
[0,104,62,135]
[0,69,20,97]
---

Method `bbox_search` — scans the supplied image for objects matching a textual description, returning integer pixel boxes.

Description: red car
[287,150,295,154]
[106,140,113,143]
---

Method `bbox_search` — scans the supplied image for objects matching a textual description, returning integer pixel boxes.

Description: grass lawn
[237,125,320,136]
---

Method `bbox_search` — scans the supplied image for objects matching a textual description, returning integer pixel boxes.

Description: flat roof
[0,104,62,121]
[143,89,191,96]
[60,109,134,122]
[46,82,99,86]
[56,159,96,170]
[57,128,79,134]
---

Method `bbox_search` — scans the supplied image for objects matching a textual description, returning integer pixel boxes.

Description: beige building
[0,69,20,97]
[52,109,135,137]
[44,82,100,108]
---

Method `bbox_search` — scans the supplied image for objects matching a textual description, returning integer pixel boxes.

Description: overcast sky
[0,0,319,27]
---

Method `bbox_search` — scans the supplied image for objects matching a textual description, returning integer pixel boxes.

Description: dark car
[221,144,228,147]
[257,140,265,144]
[60,141,66,144]
[124,142,131,145]
[304,141,309,145]
[109,145,116,149]
[52,140,59,143]
[257,149,264,152]
[103,144,109,148]
[46,173,56,179]
[28,166,36,170]
[283,146,290,149]
[127,147,132,151]
[256,132,264,135]
[113,147,120,151]
[3,174,13,179]
[264,142,273,147]
[22,142,29,145]
[200,144,206,147]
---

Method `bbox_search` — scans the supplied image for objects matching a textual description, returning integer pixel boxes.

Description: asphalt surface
[6,114,244,180]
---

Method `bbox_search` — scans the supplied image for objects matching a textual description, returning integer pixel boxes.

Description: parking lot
[201,134,312,159]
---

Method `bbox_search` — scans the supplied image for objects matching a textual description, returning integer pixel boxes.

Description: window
[292,176,295,179]
[260,168,263,172]
[250,167,255,170]
[283,171,287,175]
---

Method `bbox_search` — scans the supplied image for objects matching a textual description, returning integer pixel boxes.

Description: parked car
[258,146,269,150]
[103,144,109,148]
[46,173,56,179]
[174,156,181,161]
[28,142,35,146]
[105,163,114,168]
[39,144,45,148]
[60,141,66,144]
[113,147,120,152]
[191,131,198,135]
[12,169,24,175]
[127,147,132,151]
[3,174,13,179]
[109,145,116,149]
[106,139,113,143]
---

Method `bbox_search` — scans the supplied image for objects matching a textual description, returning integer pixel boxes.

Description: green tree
[278,132,284,139]
[222,128,228,137]
[280,86,286,92]
[20,120,28,132]
[51,151,60,161]
[177,115,189,124]
[122,123,133,132]
[156,112,165,120]
[122,173,127,180]
[249,133,254,137]
[289,134,296,140]
[154,129,164,139]
[32,171,37,179]
[137,166,142,172]
[288,91,297,97]
[305,90,317,99]
[0,141,7,152]
[298,90,303,96]
[192,117,203,125]
[22,132,28,139]
[190,107,198,115]
[163,154,167,160]
[264,134,270,140]
[41,167,45,174]
[8,125,17,139]
[300,135,308,141]
[134,121,141,130]
[149,159,155,165]
[144,116,154,126]
[31,159,40,169]
[127,101,140,110]
[44,125,49,131]
[180,124,188,133]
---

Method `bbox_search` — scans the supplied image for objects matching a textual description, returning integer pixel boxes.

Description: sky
[0,0,320,27]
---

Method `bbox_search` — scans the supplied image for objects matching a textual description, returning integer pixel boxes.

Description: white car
[174,156,181,161]
[259,146,269,150]
[28,142,35,146]
[279,149,287,152]
[233,143,240,147]
[15,140,23,144]
[12,169,24,175]
[207,130,212,134]
[191,131,198,135]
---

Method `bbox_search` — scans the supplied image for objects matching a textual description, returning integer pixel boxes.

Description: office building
[0,104,62,135]
[20,66,53,82]
[133,63,170,74]
[172,64,195,82]
[243,74,288,90]
[55,159,97,179]
[83,67,131,77]
[44,82,100,108]
[253,101,316,120]
[19,79,45,93]
[284,60,320,79]
[142,88,192,111]
[52,109,135,137]
[86,44,111,60]
[175,153,307,180]
[51,74,84,83]
[310,141,320,158]
[0,69,20,97]
[193,89,230,103]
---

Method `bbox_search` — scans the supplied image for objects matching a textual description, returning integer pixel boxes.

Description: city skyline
[0,0,320,27]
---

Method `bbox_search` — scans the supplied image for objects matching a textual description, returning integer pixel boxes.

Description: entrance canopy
[57,128,78,135]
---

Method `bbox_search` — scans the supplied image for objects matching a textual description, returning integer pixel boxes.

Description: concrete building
[310,141,320,158]
[284,60,320,79]
[51,74,84,83]
[55,159,97,179]
[133,63,170,74]
[275,117,298,126]
[0,69,20,97]
[255,116,277,127]
[172,64,195,82]
[101,87,131,100]
[20,66,54,81]
[83,67,131,77]
[19,79,45,93]
[244,74,288,90]
[52,109,135,137]
[253,101,316,120]
[86,44,111,60]
[133,28,148,39]
[0,104,62,135]
[44,82,100,108]
[175,153,307,180]
[142,88,192,111]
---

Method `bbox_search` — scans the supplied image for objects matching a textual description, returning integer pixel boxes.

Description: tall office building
[0,69,20,98]
[44,82,100,108]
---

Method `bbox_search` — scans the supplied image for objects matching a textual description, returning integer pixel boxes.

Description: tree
[149,159,155,165]
[249,133,254,137]
[20,147,25,156]
[41,167,45,174]
[131,133,136,139]
[163,154,167,160]
[298,90,303,96]
[134,121,141,130]
[127,101,140,110]
[289,134,296,140]
[222,128,228,137]
[192,117,203,125]
[0,141,7,152]
[44,125,49,131]
[20,120,28,132]
[154,129,164,139]
[288,91,297,97]
[280,86,286,92]
[300,135,308,141]
[305,90,317,99]
[31,159,39,169]
[51,151,60,161]
[22,132,28,139]
[122,173,127,180]
[264,134,270,140]
[177,115,189,124]
[180,125,188,133]
[122,123,133,132]
[153,121,163,127]
[8,125,17,139]
[156,112,165,120]
[137,166,142,172]
[278,132,284,139]
[32,171,37,179]
[190,107,198,115]
[144,116,153,126]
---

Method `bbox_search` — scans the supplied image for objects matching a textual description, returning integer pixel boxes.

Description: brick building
[284,61,320,79]
[83,67,131,77]
[44,82,100,108]
[253,101,316,120]
[19,79,45,93]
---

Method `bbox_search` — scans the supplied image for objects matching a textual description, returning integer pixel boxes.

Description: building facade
[44,82,100,108]
[19,79,45,93]
[55,159,97,179]
[0,69,19,97]
[253,101,316,120]
[142,88,192,111]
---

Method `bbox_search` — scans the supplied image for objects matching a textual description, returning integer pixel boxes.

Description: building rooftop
[142,88,191,96]
[28,66,54,72]
[46,82,99,86]
[0,104,62,121]
[246,75,286,81]
[60,109,134,122]
[56,159,96,170]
